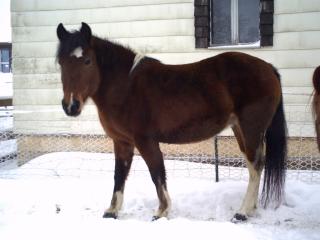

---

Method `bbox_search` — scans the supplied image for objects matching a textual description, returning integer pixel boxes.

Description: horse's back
[129,52,280,144]
[192,52,281,109]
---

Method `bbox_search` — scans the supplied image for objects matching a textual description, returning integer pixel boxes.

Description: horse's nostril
[62,99,81,117]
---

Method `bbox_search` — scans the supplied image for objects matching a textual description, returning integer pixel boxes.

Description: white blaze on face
[67,92,74,113]
[70,47,83,58]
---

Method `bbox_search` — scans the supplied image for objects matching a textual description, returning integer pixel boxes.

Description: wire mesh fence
[0,103,320,182]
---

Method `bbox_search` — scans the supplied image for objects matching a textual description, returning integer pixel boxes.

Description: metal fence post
[214,136,219,182]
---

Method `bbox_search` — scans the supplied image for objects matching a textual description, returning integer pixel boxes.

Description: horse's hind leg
[232,122,265,222]
[134,137,171,220]
[103,140,134,219]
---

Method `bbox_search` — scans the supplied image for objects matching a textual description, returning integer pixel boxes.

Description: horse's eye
[84,58,91,65]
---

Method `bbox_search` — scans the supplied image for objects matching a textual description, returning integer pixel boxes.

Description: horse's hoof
[152,216,160,221]
[103,212,117,219]
[231,213,247,223]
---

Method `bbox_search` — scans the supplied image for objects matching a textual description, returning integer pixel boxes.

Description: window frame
[194,0,274,49]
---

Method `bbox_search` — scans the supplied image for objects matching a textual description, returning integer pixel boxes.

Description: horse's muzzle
[62,98,81,117]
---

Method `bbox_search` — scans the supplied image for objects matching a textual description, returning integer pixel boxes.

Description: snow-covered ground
[0,152,319,240]
[0,107,14,162]
[0,139,16,159]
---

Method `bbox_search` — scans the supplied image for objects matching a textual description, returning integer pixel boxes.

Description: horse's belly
[156,117,227,144]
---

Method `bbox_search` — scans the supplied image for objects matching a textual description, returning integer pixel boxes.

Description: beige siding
[11,0,320,136]
[13,73,61,89]
[275,0,320,14]
[275,12,320,33]
[12,19,194,43]
[274,31,320,50]
[11,0,193,12]
[11,3,194,27]
[280,68,314,87]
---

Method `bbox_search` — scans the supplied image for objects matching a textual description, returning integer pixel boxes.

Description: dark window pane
[1,64,10,73]
[1,49,10,62]
[212,0,232,45]
[238,0,260,43]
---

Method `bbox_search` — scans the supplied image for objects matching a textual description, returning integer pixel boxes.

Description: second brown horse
[56,22,287,221]
[312,66,320,150]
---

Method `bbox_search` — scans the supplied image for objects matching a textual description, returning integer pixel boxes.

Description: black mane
[90,37,139,74]
[56,30,160,75]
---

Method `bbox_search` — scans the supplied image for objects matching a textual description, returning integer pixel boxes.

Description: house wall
[11,0,320,136]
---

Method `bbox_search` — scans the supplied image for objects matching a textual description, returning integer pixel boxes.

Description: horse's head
[56,22,100,117]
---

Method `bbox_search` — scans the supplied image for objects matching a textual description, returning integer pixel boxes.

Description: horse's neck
[91,37,135,111]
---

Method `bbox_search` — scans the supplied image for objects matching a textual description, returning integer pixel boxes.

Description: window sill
[208,41,261,50]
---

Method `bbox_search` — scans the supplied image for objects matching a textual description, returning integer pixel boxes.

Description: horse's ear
[80,22,92,43]
[57,23,69,41]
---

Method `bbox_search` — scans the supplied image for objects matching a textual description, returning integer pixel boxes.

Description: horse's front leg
[134,137,171,220]
[103,140,134,219]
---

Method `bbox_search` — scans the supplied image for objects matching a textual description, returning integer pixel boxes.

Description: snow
[0,108,15,163]
[0,140,16,159]
[0,152,319,240]
[0,112,12,132]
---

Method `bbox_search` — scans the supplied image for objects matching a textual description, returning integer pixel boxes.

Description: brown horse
[312,66,320,150]
[56,22,287,221]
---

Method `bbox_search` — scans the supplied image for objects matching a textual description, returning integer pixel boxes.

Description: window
[0,47,11,73]
[194,0,274,48]
[211,0,260,46]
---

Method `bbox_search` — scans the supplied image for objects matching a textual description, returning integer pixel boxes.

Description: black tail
[261,67,287,208]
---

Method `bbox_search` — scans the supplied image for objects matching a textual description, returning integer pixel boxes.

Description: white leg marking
[239,160,262,216]
[106,191,124,215]
[155,185,171,218]
[70,47,83,58]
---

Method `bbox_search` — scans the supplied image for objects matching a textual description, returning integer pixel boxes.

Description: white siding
[275,0,320,14]
[11,0,320,136]
[275,12,320,32]
[11,0,193,12]
[11,3,194,27]
[12,19,194,42]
